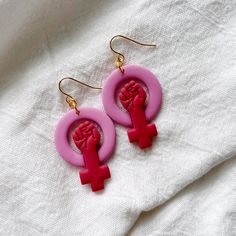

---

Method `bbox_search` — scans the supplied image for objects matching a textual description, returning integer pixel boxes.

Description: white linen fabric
[129,157,236,236]
[0,0,235,235]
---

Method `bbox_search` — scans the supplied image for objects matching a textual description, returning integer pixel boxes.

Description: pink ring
[54,108,116,167]
[102,65,162,127]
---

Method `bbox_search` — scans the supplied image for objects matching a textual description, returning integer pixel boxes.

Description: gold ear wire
[109,35,156,73]
[58,77,102,114]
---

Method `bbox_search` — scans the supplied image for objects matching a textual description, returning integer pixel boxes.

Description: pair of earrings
[54,35,162,192]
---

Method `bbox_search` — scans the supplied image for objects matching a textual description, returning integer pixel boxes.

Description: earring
[54,77,116,192]
[102,35,162,149]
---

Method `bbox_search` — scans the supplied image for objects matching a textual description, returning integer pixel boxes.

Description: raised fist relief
[119,80,147,112]
[72,121,110,191]
[72,121,100,153]
[118,80,157,149]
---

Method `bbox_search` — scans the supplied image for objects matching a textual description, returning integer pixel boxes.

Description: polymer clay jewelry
[55,77,116,192]
[102,35,162,149]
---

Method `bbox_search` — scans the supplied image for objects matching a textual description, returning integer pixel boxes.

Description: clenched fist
[72,121,100,153]
[119,80,146,112]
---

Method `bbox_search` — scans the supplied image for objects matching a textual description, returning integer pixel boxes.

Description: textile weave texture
[0,0,235,235]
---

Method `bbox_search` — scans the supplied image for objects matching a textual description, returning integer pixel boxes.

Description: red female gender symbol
[54,108,116,191]
[102,65,162,149]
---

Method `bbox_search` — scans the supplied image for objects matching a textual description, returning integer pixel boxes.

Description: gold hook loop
[58,77,102,114]
[109,35,156,73]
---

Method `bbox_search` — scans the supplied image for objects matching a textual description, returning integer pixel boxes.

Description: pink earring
[54,78,116,192]
[102,35,162,149]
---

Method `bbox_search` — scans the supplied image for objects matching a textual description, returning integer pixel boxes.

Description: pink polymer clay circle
[54,108,116,167]
[102,65,162,127]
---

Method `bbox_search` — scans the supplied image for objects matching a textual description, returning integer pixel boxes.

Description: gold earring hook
[58,77,102,114]
[109,35,156,73]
